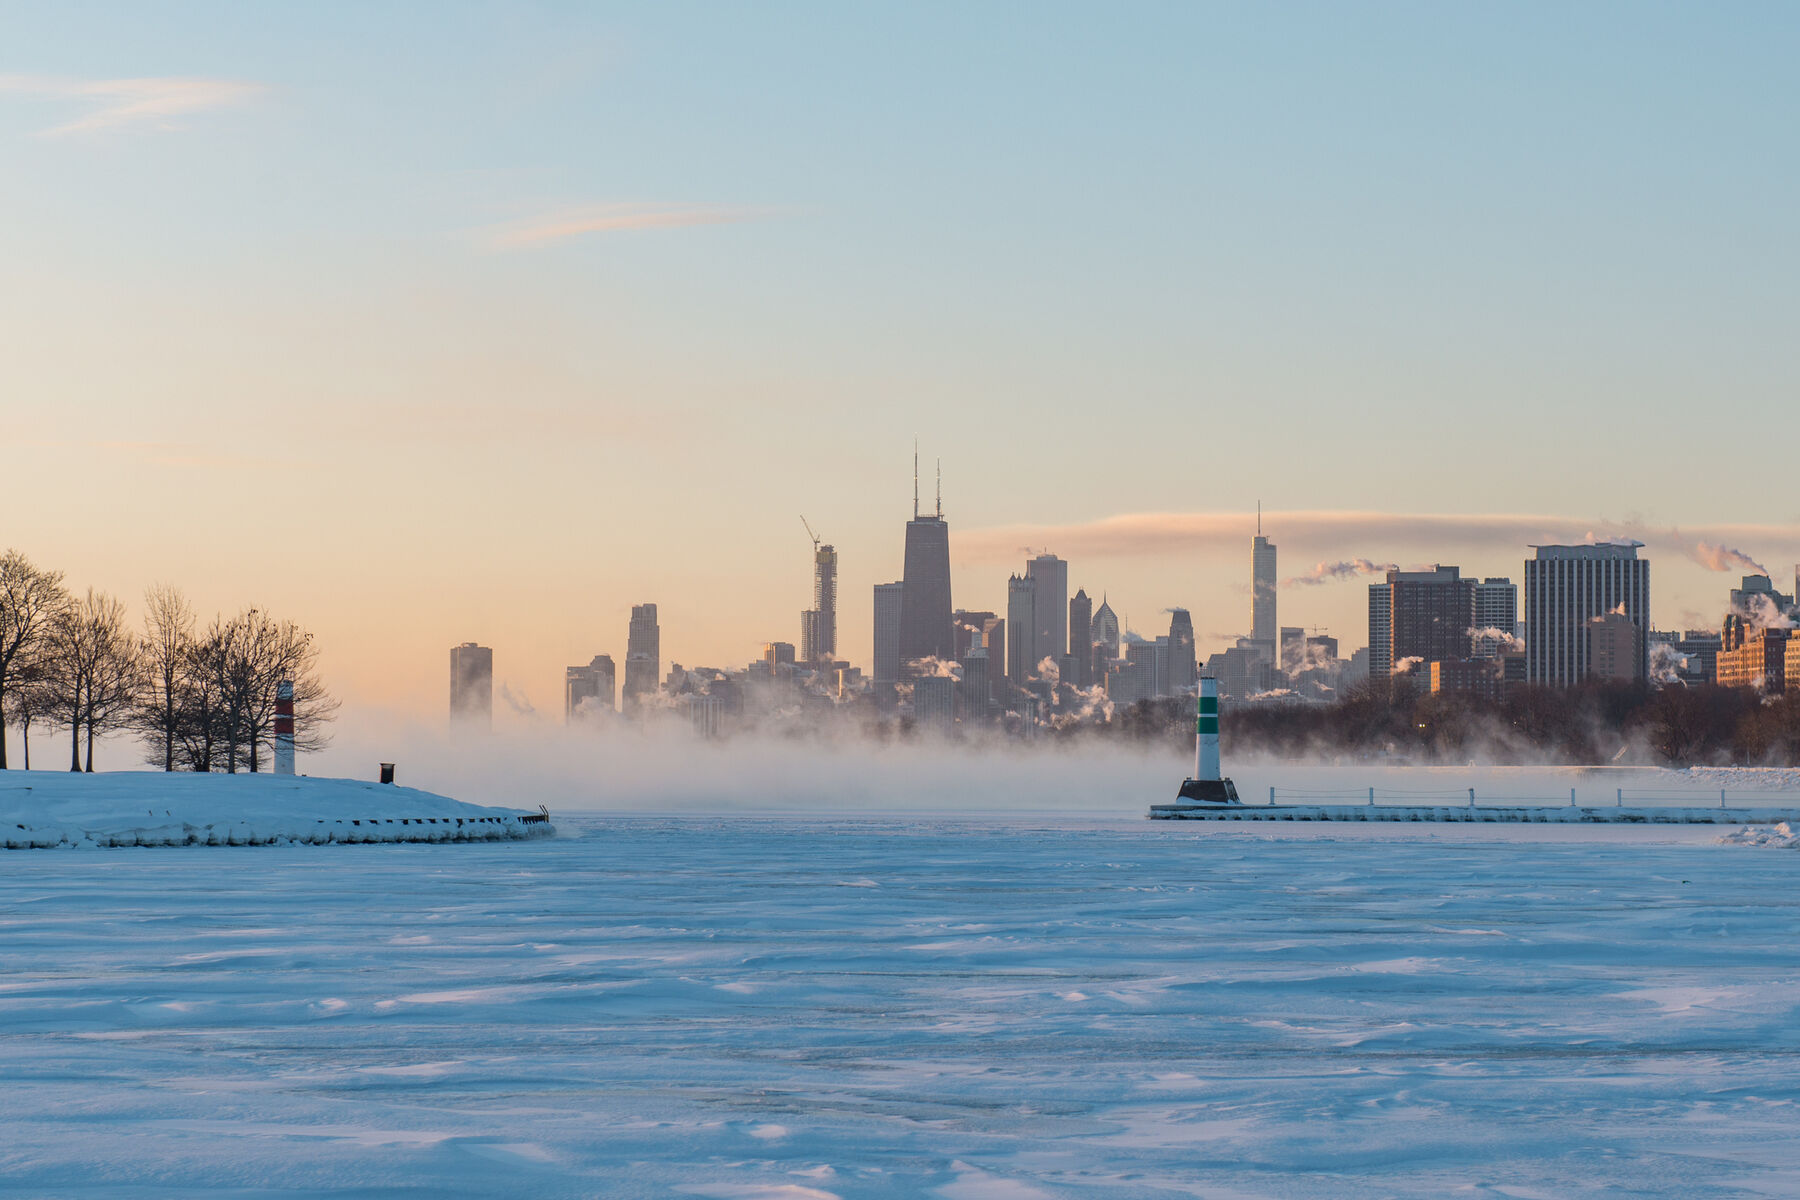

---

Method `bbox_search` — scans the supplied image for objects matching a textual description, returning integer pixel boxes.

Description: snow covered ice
[5,813,1800,1197]
[0,771,550,848]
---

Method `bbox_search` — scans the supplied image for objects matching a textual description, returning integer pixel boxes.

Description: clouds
[0,74,263,137]
[490,203,773,249]
[1283,558,1398,588]
[959,510,1800,570]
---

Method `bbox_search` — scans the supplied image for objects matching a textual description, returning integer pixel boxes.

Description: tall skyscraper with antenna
[1251,503,1277,662]
[899,449,953,666]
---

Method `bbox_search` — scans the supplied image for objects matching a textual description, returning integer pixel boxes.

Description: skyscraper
[1524,543,1650,686]
[1587,611,1641,681]
[1068,589,1094,687]
[1169,608,1198,693]
[623,604,660,708]
[1279,626,1305,673]
[899,457,953,665]
[1252,510,1277,661]
[1367,585,1392,680]
[1471,578,1519,658]
[1006,574,1037,684]
[1368,566,1475,686]
[1090,596,1120,682]
[565,654,616,721]
[1026,553,1068,679]
[911,675,956,736]
[873,581,905,684]
[801,542,838,664]
[449,642,493,728]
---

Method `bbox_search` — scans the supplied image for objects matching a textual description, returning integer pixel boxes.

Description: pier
[1151,785,1800,824]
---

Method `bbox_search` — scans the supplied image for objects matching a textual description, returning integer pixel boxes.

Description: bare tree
[237,611,339,770]
[175,624,233,772]
[193,612,257,772]
[81,597,142,772]
[42,590,141,772]
[6,654,55,770]
[136,585,196,771]
[0,550,70,769]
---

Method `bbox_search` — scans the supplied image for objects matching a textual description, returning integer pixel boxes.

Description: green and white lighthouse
[1174,676,1239,805]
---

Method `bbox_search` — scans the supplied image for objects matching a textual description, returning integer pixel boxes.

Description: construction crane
[801,515,821,554]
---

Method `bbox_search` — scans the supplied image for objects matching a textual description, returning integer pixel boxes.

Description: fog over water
[310,713,1800,817]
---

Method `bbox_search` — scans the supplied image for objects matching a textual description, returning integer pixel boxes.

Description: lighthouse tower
[274,680,296,776]
[1175,676,1239,804]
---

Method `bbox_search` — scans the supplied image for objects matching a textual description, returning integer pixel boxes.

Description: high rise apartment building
[565,654,616,720]
[962,635,994,720]
[1524,544,1650,686]
[1006,574,1037,684]
[911,675,957,736]
[449,642,493,727]
[1368,566,1475,684]
[1587,611,1640,681]
[1366,586,1393,680]
[873,582,905,684]
[1471,578,1519,658]
[623,604,661,708]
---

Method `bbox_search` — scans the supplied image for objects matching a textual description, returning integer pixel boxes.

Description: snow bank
[1721,821,1800,848]
[0,771,553,849]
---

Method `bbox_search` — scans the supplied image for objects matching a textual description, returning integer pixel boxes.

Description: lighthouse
[1174,676,1239,805]
[274,680,296,776]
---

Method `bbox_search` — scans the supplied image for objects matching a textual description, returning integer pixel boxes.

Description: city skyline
[443,472,1797,727]
[5,4,1799,719]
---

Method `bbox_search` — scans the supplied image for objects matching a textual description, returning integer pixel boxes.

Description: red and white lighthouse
[274,679,296,775]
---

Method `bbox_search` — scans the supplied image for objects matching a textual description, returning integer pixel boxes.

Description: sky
[3,2,1798,722]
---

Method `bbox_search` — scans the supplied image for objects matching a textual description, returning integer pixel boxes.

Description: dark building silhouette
[1068,589,1094,687]
[899,459,953,666]
[450,642,493,728]
[1006,574,1036,684]
[801,540,838,664]
[565,654,616,720]
[1025,553,1067,676]
[873,581,905,684]
[1369,566,1476,685]
[1168,608,1197,693]
[1090,596,1120,683]
[623,604,660,708]
[1251,508,1277,664]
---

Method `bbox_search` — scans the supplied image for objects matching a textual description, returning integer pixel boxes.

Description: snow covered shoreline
[0,771,553,849]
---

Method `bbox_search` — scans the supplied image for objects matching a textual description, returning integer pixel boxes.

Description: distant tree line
[0,550,337,772]
[1085,680,1800,768]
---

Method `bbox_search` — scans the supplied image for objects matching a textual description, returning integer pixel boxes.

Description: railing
[1265,785,1800,809]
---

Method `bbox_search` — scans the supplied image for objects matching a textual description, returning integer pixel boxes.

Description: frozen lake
[4,815,1799,1198]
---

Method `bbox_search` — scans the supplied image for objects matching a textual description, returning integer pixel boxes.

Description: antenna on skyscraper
[1257,500,1261,538]
[801,515,820,554]
[935,458,942,519]
[913,440,919,520]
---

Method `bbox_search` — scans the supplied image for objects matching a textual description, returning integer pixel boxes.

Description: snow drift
[0,771,553,849]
